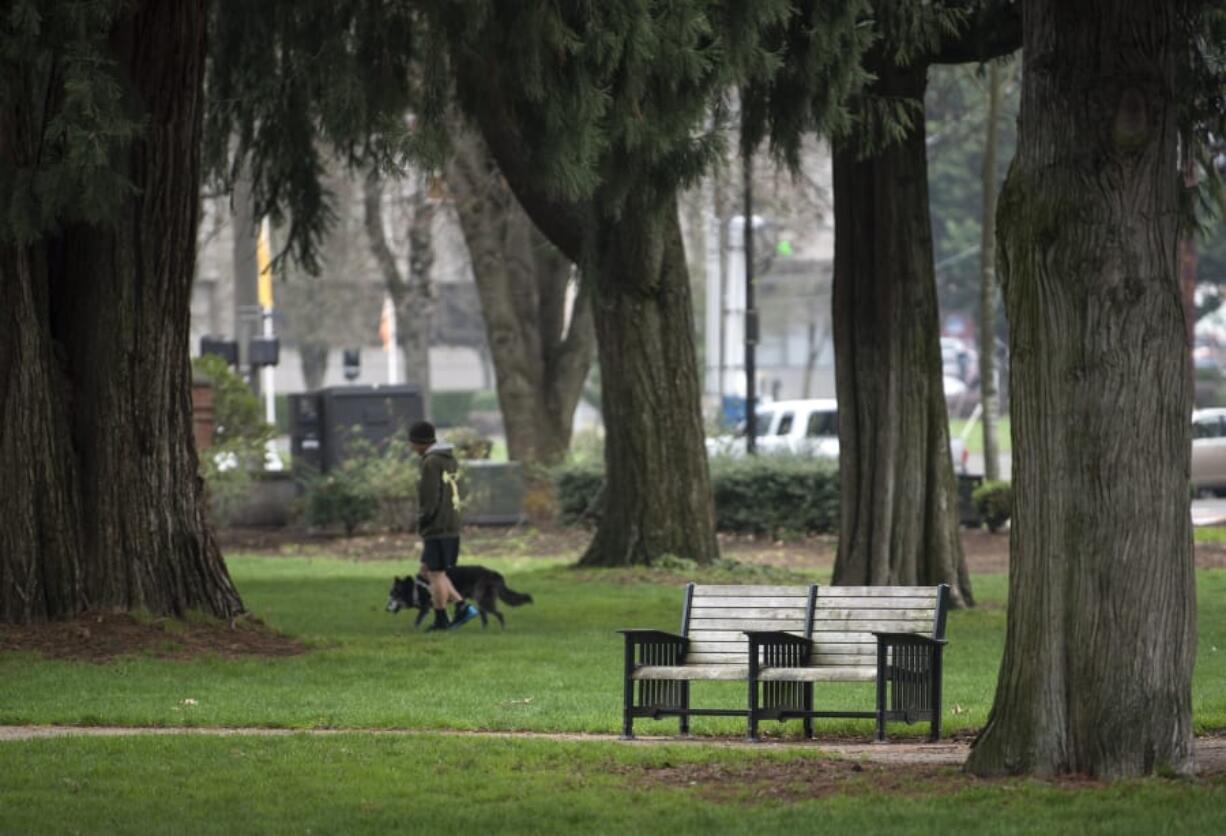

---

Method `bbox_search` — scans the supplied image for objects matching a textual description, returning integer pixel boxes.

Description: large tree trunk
[0,1,242,623]
[445,127,595,467]
[830,60,972,606]
[966,0,1194,778]
[580,192,719,566]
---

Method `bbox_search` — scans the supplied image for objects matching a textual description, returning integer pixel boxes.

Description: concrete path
[3,725,1224,772]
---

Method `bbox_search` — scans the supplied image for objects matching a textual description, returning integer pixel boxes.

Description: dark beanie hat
[408,420,436,444]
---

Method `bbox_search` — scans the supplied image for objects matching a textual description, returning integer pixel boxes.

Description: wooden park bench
[746,584,951,741]
[619,584,814,738]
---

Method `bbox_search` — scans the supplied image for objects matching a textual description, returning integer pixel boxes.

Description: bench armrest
[872,632,947,647]
[745,630,810,670]
[618,629,687,645]
[743,630,809,647]
[620,629,688,672]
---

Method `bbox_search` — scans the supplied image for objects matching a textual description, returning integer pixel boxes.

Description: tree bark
[445,127,595,467]
[979,60,1004,483]
[580,191,720,566]
[299,341,330,391]
[363,171,433,415]
[830,59,973,607]
[966,0,1194,778]
[405,186,435,417]
[0,1,243,623]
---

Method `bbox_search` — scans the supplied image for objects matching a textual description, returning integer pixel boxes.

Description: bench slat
[808,630,925,643]
[814,597,936,610]
[810,643,877,657]
[691,585,811,597]
[811,654,880,666]
[633,665,748,681]
[689,630,806,643]
[689,640,748,653]
[692,596,811,608]
[689,618,810,631]
[817,587,937,597]
[812,620,935,633]
[690,607,810,620]
[811,610,934,622]
[685,652,749,664]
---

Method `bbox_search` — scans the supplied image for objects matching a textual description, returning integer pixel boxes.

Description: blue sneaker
[449,604,479,629]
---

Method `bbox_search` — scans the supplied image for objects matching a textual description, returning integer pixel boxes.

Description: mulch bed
[0,612,307,663]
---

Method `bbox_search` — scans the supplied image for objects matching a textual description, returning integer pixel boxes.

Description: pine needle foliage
[0,0,141,243]
[207,0,872,262]
[745,0,985,170]
[432,0,810,218]
[205,1,448,272]
[1178,1,1226,235]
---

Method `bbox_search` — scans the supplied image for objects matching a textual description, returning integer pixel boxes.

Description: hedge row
[555,456,840,536]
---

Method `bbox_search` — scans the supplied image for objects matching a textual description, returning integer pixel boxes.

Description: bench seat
[758,666,877,683]
[632,664,750,681]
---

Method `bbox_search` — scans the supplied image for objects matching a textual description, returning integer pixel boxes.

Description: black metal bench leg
[929,647,943,742]
[803,683,814,739]
[747,678,760,741]
[621,641,635,740]
[875,644,887,742]
[679,681,690,736]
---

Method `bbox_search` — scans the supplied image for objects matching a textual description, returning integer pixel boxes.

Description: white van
[706,399,839,459]
[706,397,969,474]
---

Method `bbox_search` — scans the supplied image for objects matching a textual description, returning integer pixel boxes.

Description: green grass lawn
[3,556,1226,736]
[5,555,1226,833]
[3,733,1225,836]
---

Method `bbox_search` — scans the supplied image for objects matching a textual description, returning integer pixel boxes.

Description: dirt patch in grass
[620,757,1186,804]
[0,612,307,663]
[622,758,960,803]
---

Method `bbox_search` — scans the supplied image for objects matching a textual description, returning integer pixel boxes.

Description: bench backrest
[809,584,950,672]
[682,584,815,667]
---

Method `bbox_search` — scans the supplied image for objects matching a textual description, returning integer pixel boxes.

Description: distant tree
[748,0,1018,606]
[976,60,1007,483]
[926,64,1020,318]
[364,170,435,415]
[0,1,242,622]
[437,2,868,565]
[445,123,595,468]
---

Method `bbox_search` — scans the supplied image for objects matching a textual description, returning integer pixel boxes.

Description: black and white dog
[387,566,533,629]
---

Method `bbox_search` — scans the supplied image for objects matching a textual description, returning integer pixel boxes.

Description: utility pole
[744,143,758,455]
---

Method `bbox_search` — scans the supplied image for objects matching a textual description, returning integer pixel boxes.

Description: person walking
[409,420,478,631]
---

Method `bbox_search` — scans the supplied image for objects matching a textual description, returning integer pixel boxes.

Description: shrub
[553,455,840,537]
[709,455,839,536]
[972,480,1012,533]
[446,426,494,460]
[304,469,378,536]
[554,461,605,525]
[301,435,419,534]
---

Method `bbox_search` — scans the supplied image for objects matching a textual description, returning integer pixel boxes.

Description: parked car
[707,399,840,459]
[1192,408,1226,495]
[707,398,969,474]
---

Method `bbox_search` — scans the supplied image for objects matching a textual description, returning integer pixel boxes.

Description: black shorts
[421,537,461,571]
